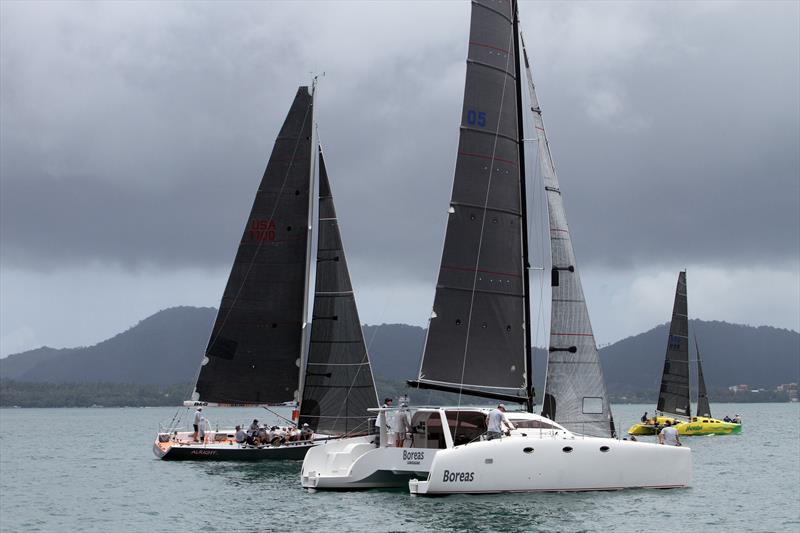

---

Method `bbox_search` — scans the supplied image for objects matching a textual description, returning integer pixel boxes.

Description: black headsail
[409,0,530,406]
[299,150,379,435]
[656,271,691,417]
[519,36,616,438]
[695,336,711,418]
[193,86,316,405]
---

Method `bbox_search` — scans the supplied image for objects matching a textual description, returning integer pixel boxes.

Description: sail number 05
[466,109,487,127]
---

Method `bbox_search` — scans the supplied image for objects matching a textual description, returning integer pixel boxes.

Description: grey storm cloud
[2,1,798,286]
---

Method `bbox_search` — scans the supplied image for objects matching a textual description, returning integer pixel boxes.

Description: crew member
[658,420,681,446]
[393,403,411,447]
[235,425,249,445]
[486,404,515,440]
[376,398,393,446]
[193,407,203,442]
[641,411,648,423]
[248,419,260,436]
[300,423,314,441]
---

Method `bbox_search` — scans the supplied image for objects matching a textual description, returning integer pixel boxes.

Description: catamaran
[627,271,741,437]
[301,0,691,493]
[153,83,379,460]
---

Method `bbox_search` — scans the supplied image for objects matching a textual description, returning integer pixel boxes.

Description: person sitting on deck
[723,415,731,422]
[235,425,253,446]
[732,414,742,424]
[248,419,260,436]
[300,423,313,441]
[486,404,515,440]
[270,426,285,446]
[641,412,648,423]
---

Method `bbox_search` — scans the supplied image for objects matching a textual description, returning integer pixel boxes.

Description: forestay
[413,0,528,400]
[194,87,315,405]
[657,271,691,417]
[520,38,616,438]
[299,151,378,435]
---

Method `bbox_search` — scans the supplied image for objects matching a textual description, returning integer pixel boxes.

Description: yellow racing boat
[626,272,742,437]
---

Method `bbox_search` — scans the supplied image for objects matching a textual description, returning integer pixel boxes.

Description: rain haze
[1,0,798,356]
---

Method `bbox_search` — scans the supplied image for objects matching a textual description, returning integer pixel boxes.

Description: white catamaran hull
[301,435,440,489]
[408,436,691,495]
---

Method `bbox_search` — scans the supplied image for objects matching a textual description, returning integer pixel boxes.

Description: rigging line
[456,8,516,410]
[206,98,314,358]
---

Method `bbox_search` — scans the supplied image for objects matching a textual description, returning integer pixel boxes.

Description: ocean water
[1,403,798,532]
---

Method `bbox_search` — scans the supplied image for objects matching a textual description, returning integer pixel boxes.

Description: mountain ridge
[2,307,797,392]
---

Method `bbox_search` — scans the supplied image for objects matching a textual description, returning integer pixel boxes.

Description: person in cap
[248,419,260,436]
[300,423,313,441]
[658,419,681,446]
[192,407,203,442]
[486,404,515,440]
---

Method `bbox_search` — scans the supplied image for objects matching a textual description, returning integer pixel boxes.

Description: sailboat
[301,0,690,493]
[153,83,379,460]
[627,271,741,437]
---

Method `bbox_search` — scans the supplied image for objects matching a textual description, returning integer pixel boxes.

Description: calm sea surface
[1,403,798,532]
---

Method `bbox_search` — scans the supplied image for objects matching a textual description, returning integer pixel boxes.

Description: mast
[297,78,319,412]
[511,0,534,413]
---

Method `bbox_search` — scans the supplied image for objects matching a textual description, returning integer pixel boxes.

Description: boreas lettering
[442,469,475,483]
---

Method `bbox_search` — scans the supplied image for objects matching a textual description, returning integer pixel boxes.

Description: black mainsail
[409,0,530,405]
[656,271,691,417]
[520,37,616,438]
[194,86,316,405]
[695,336,711,418]
[299,150,379,435]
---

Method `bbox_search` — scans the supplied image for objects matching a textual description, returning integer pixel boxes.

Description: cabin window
[409,412,448,450]
[562,446,573,453]
[511,419,558,430]
[600,446,610,452]
[523,447,534,454]
[445,410,487,446]
[582,397,603,414]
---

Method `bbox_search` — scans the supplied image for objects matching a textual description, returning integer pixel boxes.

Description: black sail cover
[695,337,712,418]
[299,151,378,434]
[415,0,527,399]
[194,87,315,404]
[657,271,691,417]
[520,39,616,438]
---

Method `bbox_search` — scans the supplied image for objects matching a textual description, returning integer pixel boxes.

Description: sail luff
[695,336,712,418]
[193,86,315,405]
[413,0,527,398]
[656,271,692,418]
[298,149,378,435]
[520,35,616,438]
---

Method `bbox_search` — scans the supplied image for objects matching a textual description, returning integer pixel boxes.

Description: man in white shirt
[235,425,248,445]
[192,408,203,442]
[376,398,392,446]
[486,404,515,440]
[658,420,681,446]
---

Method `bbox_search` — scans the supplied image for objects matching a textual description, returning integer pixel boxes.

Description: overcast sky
[1,0,798,356]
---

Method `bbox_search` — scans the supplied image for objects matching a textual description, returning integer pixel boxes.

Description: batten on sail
[520,35,616,438]
[194,86,315,405]
[411,0,528,402]
[299,150,378,435]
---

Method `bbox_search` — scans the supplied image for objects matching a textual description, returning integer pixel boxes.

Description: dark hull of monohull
[154,441,315,461]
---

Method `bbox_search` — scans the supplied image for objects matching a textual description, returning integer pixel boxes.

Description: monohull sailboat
[627,271,741,437]
[153,84,379,460]
[301,0,690,493]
